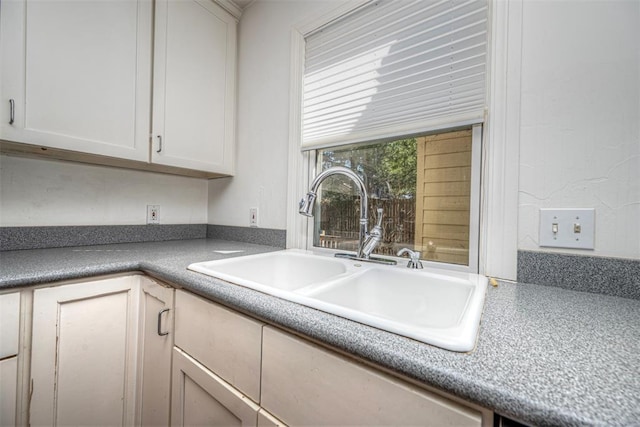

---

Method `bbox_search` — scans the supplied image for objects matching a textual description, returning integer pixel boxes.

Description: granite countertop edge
[1,238,638,427]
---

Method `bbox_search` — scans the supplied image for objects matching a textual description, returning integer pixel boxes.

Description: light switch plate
[539,208,595,249]
[249,207,258,228]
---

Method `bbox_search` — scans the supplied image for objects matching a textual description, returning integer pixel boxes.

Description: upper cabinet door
[0,0,152,162]
[152,0,237,175]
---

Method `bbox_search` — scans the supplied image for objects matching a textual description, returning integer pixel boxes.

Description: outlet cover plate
[539,208,595,249]
[147,205,160,225]
[249,207,258,228]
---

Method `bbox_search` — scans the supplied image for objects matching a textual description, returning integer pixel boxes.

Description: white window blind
[302,0,488,149]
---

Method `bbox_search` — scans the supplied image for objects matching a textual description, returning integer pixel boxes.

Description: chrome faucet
[397,248,423,269]
[299,166,395,265]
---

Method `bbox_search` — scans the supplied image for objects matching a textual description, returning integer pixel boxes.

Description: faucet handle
[374,208,383,227]
[397,248,423,269]
[362,208,384,258]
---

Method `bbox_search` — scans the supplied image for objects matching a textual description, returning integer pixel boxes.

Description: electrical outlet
[249,207,258,228]
[147,205,160,225]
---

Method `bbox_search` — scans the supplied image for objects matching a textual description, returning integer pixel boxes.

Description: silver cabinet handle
[9,99,15,125]
[156,135,162,153]
[157,308,170,336]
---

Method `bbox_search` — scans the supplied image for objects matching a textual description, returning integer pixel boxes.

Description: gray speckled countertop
[1,239,639,426]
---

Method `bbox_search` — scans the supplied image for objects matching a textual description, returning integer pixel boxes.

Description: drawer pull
[9,99,15,125]
[157,308,170,336]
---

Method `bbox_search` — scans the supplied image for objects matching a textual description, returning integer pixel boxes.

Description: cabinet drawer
[0,292,20,358]
[171,347,259,427]
[175,290,263,402]
[262,326,483,426]
[0,357,17,427]
[257,409,287,427]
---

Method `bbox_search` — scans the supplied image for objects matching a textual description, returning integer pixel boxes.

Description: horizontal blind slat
[302,0,488,148]
[304,75,486,125]
[304,43,487,102]
[307,4,487,73]
[305,65,485,123]
[306,0,480,64]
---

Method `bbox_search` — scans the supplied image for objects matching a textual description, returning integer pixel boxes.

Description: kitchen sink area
[1,0,638,423]
[2,238,639,426]
[188,249,488,352]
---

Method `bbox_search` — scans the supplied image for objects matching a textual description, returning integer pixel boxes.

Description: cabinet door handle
[157,308,170,336]
[9,99,15,125]
[156,135,162,153]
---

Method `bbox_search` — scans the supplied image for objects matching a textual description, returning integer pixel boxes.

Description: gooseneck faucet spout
[299,166,369,259]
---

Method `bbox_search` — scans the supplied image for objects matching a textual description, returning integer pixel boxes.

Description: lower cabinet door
[171,347,259,427]
[258,409,288,427]
[138,276,174,426]
[30,275,141,426]
[174,289,263,402]
[0,356,17,426]
[262,326,485,426]
[0,292,20,359]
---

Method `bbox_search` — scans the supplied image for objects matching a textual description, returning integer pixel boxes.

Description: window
[312,126,481,269]
[297,0,488,272]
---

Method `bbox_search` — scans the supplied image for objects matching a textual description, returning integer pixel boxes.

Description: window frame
[286,0,523,279]
[306,125,482,273]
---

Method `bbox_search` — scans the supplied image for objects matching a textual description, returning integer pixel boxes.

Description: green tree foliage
[379,138,417,198]
[320,138,416,201]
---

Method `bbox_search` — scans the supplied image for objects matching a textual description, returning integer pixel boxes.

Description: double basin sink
[188,250,487,352]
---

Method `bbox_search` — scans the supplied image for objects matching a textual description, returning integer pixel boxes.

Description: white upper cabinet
[152,0,237,175]
[0,0,237,176]
[0,0,153,162]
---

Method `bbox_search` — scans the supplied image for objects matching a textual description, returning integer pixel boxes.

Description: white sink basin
[304,267,486,351]
[188,250,351,292]
[307,268,475,329]
[188,250,487,352]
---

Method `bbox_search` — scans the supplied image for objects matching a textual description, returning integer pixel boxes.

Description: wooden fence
[317,197,415,255]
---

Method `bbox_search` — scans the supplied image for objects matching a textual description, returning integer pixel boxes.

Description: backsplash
[207,225,286,248]
[0,224,287,252]
[0,224,207,251]
[517,250,640,300]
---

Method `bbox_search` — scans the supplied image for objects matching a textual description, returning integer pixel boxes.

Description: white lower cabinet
[0,291,20,426]
[137,276,175,426]
[30,275,142,426]
[174,289,263,401]
[173,289,274,426]
[261,326,489,427]
[0,354,18,426]
[0,292,21,359]
[174,289,490,427]
[171,347,260,426]
[28,274,174,427]
[10,279,490,426]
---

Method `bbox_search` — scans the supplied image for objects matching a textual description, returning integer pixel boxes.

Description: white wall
[207,0,346,230]
[517,0,640,259]
[0,155,208,226]
[210,0,639,261]
[6,0,636,263]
